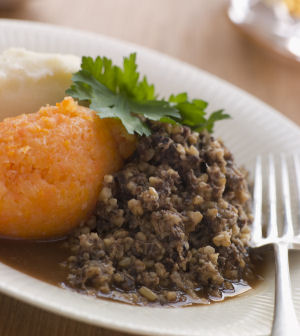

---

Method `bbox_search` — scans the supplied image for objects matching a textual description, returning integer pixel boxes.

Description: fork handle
[271,243,300,336]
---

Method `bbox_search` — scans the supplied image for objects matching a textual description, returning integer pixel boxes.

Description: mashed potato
[0,48,80,120]
[0,97,131,239]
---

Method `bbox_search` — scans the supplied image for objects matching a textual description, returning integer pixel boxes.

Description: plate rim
[0,18,299,336]
[0,18,299,134]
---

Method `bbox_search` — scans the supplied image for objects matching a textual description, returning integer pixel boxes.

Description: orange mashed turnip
[0,97,136,239]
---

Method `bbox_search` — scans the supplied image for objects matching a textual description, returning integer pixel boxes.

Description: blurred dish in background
[284,0,300,16]
[228,0,300,62]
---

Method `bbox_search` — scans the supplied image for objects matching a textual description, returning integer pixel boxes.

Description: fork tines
[252,155,263,244]
[293,153,300,237]
[251,153,300,246]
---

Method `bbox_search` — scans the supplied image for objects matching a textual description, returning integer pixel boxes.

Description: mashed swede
[0,97,125,239]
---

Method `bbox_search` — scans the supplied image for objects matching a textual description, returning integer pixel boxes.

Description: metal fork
[252,154,300,336]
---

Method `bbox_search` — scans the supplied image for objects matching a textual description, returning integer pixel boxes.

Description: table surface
[0,0,299,335]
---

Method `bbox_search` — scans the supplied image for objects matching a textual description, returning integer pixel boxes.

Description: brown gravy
[0,238,264,306]
[0,238,69,285]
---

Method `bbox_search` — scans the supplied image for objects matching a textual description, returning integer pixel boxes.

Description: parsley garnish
[66,53,230,135]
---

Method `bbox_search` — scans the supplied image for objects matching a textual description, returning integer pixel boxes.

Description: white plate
[0,19,300,336]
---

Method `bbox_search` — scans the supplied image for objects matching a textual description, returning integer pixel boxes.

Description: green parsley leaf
[66,53,230,135]
[193,109,231,133]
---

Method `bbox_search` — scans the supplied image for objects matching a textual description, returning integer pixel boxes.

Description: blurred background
[0,0,299,126]
[0,1,299,336]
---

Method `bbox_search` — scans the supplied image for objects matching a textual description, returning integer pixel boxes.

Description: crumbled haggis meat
[66,122,254,305]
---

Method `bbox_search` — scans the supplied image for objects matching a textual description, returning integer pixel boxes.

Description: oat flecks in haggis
[66,122,253,305]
